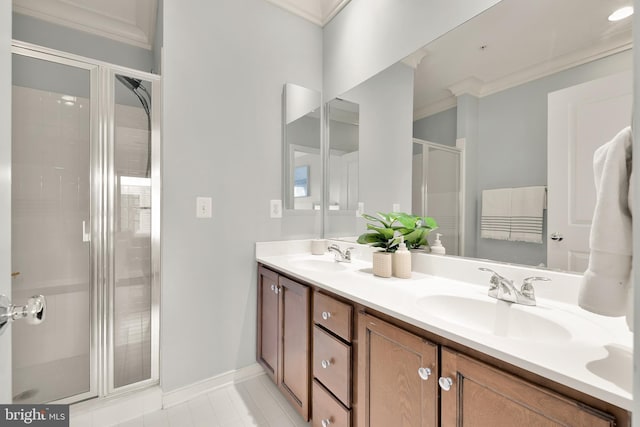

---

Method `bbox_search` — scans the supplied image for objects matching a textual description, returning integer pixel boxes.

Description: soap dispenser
[431,233,446,255]
[392,236,412,279]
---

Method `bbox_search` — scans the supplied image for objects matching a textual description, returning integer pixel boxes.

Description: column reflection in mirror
[113,74,153,388]
[325,98,359,238]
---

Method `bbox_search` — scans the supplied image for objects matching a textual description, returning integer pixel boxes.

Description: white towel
[579,126,632,317]
[510,186,546,243]
[481,188,511,240]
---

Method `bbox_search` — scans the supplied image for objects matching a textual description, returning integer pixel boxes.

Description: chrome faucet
[328,244,354,263]
[478,268,550,306]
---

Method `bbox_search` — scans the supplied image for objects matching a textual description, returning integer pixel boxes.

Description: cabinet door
[279,276,311,421]
[440,348,616,427]
[257,266,279,383]
[357,312,438,427]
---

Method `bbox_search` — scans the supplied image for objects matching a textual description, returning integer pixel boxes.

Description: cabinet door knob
[270,284,275,292]
[275,286,280,295]
[417,367,431,380]
[321,311,331,320]
[321,359,332,369]
[438,376,453,391]
[321,419,331,427]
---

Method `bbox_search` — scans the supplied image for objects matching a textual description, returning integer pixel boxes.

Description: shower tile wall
[11,85,91,403]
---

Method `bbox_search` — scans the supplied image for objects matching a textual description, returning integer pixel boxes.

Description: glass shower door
[11,54,94,403]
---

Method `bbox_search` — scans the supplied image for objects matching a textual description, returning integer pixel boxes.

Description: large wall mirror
[327,99,360,211]
[283,83,321,211]
[330,0,633,272]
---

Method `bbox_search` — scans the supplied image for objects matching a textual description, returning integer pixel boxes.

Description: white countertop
[256,240,633,411]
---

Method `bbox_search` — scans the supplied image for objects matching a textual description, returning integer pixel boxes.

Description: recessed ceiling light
[608,6,633,21]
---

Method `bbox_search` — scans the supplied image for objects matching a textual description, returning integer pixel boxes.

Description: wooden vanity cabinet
[356,312,438,427]
[440,348,616,427]
[257,266,310,420]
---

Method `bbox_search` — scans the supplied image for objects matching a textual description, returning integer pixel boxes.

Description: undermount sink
[291,257,348,273]
[417,294,572,342]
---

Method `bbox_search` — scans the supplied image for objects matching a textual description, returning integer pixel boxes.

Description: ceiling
[13,0,158,50]
[408,0,633,120]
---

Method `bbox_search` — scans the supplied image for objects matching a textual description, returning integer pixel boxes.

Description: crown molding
[13,0,156,50]
[265,0,350,26]
[413,96,457,121]
[414,34,632,121]
[402,47,429,69]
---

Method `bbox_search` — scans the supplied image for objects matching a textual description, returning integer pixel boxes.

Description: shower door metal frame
[412,138,465,257]
[10,40,161,403]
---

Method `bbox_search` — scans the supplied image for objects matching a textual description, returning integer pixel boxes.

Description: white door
[547,70,632,272]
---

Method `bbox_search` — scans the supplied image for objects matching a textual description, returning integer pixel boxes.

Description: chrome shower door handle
[0,294,47,335]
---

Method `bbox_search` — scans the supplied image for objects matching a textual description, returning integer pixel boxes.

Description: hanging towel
[579,126,632,317]
[509,186,546,243]
[481,188,512,240]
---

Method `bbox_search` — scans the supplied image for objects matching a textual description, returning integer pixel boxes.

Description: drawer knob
[417,367,431,380]
[321,418,332,427]
[321,359,332,369]
[322,311,331,320]
[439,376,453,391]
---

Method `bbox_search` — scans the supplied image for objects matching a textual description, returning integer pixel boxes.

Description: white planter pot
[372,251,392,278]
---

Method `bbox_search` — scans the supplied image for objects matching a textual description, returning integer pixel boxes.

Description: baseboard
[162,363,266,409]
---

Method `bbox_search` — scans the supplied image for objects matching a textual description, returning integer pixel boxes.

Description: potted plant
[357,212,404,277]
[394,213,438,251]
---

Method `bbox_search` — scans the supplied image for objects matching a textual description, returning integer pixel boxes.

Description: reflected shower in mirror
[282,83,321,210]
[412,139,463,256]
[327,98,359,213]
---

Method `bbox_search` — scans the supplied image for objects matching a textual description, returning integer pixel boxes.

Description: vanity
[255,240,632,427]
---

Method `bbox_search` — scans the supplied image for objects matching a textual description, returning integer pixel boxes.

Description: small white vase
[372,251,392,278]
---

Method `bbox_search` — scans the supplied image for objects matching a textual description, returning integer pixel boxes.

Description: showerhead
[116,75,143,91]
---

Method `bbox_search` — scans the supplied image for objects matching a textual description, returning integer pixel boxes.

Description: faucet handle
[478,267,504,286]
[344,247,355,258]
[521,276,551,299]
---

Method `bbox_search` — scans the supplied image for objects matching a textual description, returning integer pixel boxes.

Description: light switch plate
[270,200,282,218]
[356,202,364,217]
[392,203,400,212]
[196,197,212,218]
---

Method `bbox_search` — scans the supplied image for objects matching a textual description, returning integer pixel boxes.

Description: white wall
[0,0,11,404]
[322,0,501,100]
[162,0,322,392]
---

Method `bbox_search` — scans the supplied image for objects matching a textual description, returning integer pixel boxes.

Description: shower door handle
[82,220,91,242]
[0,294,46,336]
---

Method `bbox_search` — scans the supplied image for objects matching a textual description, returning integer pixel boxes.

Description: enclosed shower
[9,42,160,404]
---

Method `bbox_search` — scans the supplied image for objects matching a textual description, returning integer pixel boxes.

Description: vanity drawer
[314,292,352,342]
[313,380,351,427]
[313,325,351,406]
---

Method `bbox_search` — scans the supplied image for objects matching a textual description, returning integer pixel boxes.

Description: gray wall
[633,1,640,422]
[413,107,457,147]
[162,0,322,392]
[0,0,11,404]
[322,0,501,100]
[413,49,632,266]
[13,13,153,72]
[152,0,163,74]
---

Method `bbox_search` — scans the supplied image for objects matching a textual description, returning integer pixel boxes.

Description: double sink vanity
[255,240,632,426]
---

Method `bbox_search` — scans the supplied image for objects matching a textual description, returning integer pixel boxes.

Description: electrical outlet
[356,202,364,217]
[270,200,282,218]
[196,197,212,218]
[392,203,400,212]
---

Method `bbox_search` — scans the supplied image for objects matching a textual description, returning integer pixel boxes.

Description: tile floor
[80,375,311,427]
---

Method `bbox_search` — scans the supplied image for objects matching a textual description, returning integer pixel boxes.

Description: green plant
[394,213,438,249]
[356,212,438,252]
[356,212,404,252]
